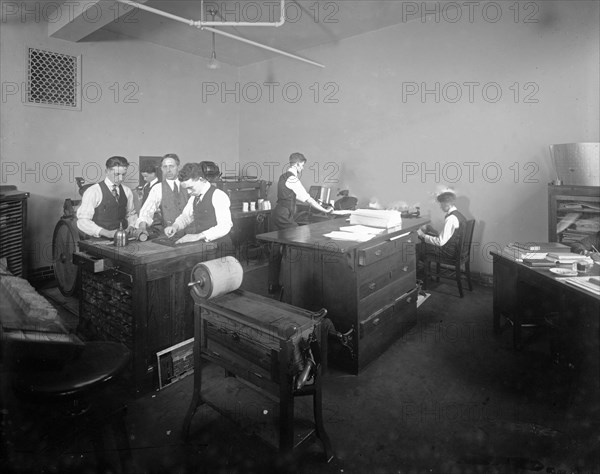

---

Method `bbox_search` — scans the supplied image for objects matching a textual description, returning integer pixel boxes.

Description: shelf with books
[548,185,600,244]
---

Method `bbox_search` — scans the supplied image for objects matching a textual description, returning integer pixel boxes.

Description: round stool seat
[13,341,131,400]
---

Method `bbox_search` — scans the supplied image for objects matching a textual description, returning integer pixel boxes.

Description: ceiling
[50,1,428,68]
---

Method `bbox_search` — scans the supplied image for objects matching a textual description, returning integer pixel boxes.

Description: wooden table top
[256,216,429,253]
[78,238,218,265]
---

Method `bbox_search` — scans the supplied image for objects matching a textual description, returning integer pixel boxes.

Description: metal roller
[189,256,243,300]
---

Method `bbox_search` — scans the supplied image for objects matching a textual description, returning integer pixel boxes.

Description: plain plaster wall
[0,10,240,269]
[235,0,600,275]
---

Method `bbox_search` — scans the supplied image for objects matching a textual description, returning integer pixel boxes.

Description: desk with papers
[257,216,429,373]
[491,251,600,383]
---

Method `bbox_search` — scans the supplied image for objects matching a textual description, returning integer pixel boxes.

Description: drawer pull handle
[231,332,240,342]
[368,283,376,291]
[402,266,409,272]
[375,250,382,256]
[372,318,380,326]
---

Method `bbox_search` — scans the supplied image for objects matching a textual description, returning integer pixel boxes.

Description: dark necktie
[174,183,179,194]
[112,185,119,201]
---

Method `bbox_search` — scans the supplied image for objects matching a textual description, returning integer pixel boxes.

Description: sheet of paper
[339,225,385,235]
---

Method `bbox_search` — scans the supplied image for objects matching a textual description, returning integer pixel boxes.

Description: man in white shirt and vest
[417,190,467,260]
[268,152,332,294]
[164,162,233,253]
[76,156,137,238]
[139,161,160,207]
[136,153,189,238]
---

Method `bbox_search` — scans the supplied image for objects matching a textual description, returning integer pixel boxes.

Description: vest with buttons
[159,181,188,227]
[192,185,218,233]
[443,209,467,254]
[93,181,127,231]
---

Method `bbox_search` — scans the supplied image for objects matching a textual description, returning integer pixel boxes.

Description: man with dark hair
[164,162,233,246]
[136,153,188,237]
[139,161,160,207]
[417,190,466,259]
[77,156,137,238]
[268,152,333,294]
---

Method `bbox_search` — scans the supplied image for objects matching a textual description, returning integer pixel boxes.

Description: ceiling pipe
[114,0,324,68]
[199,0,286,27]
[201,27,324,68]
[115,0,284,27]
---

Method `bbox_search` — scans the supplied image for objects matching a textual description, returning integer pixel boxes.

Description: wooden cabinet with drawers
[257,217,429,374]
[74,239,219,395]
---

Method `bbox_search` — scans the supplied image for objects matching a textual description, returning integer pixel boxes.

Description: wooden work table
[75,238,219,395]
[257,216,429,373]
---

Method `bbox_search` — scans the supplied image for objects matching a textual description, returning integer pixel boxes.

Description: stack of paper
[323,231,374,242]
[546,253,593,265]
[349,209,402,228]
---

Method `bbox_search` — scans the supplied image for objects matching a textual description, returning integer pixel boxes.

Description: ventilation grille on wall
[26,47,81,110]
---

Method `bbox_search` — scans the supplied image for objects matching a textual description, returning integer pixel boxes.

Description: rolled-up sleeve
[171,195,195,232]
[136,185,162,226]
[423,215,459,247]
[76,184,103,237]
[286,175,311,202]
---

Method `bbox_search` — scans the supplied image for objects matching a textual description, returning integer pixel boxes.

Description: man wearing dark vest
[77,156,137,238]
[268,152,332,294]
[139,161,160,207]
[164,162,233,251]
[417,190,466,260]
[136,153,188,238]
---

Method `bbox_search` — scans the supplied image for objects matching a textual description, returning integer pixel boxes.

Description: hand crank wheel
[52,218,81,296]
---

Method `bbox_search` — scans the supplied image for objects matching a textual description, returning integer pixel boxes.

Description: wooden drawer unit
[260,217,428,374]
[75,239,218,395]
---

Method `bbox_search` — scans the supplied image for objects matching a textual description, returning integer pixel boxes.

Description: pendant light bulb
[207,9,221,70]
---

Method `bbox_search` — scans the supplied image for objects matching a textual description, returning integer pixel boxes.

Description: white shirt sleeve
[203,189,233,242]
[286,174,311,202]
[136,184,163,226]
[76,183,104,237]
[423,214,460,247]
[123,185,138,227]
[171,195,195,232]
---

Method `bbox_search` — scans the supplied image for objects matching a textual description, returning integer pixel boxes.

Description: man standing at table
[164,162,233,251]
[139,161,160,207]
[268,152,333,294]
[136,153,189,238]
[76,156,137,238]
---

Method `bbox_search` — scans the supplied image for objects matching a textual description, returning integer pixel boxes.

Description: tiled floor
[2,265,599,473]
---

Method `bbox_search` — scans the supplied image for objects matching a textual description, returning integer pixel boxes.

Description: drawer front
[202,309,282,351]
[203,320,276,381]
[358,269,416,318]
[358,256,416,299]
[359,288,418,340]
[357,234,415,267]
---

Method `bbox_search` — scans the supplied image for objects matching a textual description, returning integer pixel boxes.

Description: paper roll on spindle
[189,256,243,299]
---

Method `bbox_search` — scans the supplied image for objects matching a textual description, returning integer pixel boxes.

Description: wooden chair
[422,219,476,298]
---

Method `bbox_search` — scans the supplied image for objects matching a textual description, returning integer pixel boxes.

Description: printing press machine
[215,175,272,262]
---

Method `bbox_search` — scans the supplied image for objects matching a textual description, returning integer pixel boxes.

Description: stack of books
[501,242,572,266]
